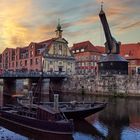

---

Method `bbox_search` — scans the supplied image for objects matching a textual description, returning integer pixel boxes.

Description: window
[125,54,129,57]
[20,61,22,66]
[50,61,53,65]
[30,59,33,65]
[59,44,62,55]
[30,51,33,57]
[81,49,84,52]
[95,62,97,66]
[12,62,14,67]
[37,49,41,55]
[76,50,79,53]
[36,58,39,64]
[53,46,56,54]
[12,56,15,61]
[64,47,67,56]
[16,62,18,67]
[25,60,27,66]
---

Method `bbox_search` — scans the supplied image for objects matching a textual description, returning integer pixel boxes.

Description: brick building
[71,41,140,75]
[94,43,140,75]
[71,41,102,75]
[120,43,140,74]
[0,23,75,75]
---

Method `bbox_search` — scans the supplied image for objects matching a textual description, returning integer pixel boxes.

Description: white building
[43,22,75,75]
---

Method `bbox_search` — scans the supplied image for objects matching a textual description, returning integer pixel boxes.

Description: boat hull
[63,103,107,119]
[18,101,107,120]
[0,110,73,135]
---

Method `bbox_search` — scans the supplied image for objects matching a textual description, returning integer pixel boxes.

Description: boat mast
[38,57,44,105]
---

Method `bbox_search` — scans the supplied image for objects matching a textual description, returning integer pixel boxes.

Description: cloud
[0,1,33,51]
[0,0,139,52]
[119,21,140,31]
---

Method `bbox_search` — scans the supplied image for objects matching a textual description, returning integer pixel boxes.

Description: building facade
[43,23,75,75]
[71,41,103,75]
[0,23,75,75]
[95,43,140,75]
[120,43,140,74]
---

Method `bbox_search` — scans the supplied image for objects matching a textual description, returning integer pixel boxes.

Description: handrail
[0,71,68,78]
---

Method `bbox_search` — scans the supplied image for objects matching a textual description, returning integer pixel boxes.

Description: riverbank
[61,91,140,103]
[61,75,140,98]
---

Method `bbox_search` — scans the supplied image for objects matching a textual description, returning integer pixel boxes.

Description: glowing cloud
[0,0,139,52]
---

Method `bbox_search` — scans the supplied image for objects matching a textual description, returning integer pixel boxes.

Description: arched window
[59,44,62,55]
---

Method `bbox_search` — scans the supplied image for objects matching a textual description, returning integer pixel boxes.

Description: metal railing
[0,71,68,78]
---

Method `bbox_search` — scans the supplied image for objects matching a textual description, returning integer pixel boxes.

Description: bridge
[0,71,68,79]
[0,71,69,105]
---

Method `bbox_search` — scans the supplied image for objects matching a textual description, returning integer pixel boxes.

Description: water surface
[0,97,140,140]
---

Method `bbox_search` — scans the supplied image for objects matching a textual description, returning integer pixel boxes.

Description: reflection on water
[0,127,27,140]
[0,97,140,140]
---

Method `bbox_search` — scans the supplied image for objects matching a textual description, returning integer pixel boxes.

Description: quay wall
[61,75,140,97]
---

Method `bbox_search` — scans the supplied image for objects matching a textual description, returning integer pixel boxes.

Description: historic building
[71,41,102,75]
[96,43,140,75]
[0,23,75,75]
[120,43,140,74]
[42,23,75,75]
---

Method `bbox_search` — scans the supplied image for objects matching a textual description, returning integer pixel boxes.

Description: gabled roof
[71,41,101,53]
[2,48,16,54]
[38,38,56,45]
[38,38,57,52]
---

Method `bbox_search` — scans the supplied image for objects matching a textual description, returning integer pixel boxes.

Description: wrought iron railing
[0,71,68,78]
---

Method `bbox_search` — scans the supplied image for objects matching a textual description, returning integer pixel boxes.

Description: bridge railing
[0,71,68,78]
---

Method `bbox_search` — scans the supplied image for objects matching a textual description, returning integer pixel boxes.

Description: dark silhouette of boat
[0,105,74,135]
[42,101,107,119]
[18,98,107,120]
[0,111,74,140]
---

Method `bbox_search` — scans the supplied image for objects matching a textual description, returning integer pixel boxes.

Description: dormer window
[76,50,79,53]
[125,54,129,57]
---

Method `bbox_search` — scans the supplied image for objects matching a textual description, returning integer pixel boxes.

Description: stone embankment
[62,75,140,97]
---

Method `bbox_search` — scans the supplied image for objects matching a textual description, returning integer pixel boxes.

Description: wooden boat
[0,105,74,135]
[18,98,107,120]
[42,101,107,119]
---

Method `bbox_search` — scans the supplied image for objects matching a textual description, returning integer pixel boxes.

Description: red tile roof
[95,46,105,53]
[120,43,140,59]
[38,38,57,51]
[71,41,101,53]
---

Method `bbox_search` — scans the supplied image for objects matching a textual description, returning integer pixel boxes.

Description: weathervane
[101,0,104,11]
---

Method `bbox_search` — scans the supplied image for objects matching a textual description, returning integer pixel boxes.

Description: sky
[0,0,140,52]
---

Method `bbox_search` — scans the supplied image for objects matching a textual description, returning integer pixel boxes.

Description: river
[0,97,140,140]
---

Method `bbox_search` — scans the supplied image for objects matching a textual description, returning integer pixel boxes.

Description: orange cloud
[0,0,55,52]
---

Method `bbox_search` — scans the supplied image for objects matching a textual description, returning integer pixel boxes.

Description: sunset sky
[0,0,139,52]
